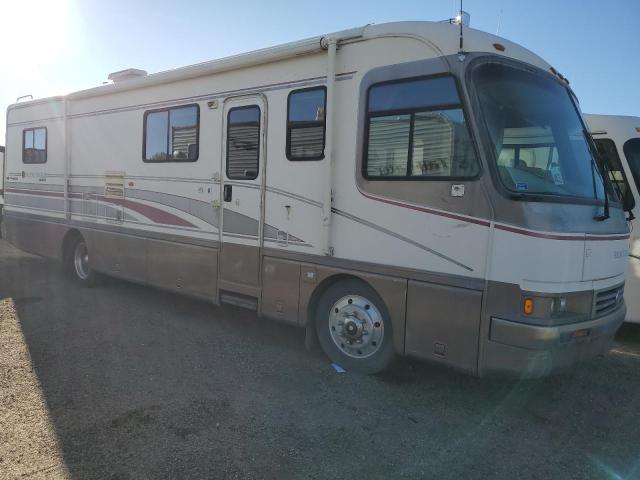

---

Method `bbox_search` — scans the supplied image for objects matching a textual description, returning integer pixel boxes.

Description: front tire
[315,279,395,374]
[69,238,98,286]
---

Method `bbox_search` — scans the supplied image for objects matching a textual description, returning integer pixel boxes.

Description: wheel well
[306,273,373,328]
[61,229,83,263]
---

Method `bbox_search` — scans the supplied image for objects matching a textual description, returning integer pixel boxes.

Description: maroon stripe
[6,187,195,228]
[357,189,491,227]
[98,196,196,228]
[357,188,629,241]
[584,234,631,241]
[6,188,64,197]
[494,223,630,241]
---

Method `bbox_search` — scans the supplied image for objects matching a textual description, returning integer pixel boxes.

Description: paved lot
[0,239,639,479]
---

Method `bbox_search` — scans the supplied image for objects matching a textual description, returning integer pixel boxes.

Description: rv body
[2,22,629,376]
[0,145,4,208]
[585,114,640,323]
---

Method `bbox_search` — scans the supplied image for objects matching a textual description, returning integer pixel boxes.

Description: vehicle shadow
[2,246,640,479]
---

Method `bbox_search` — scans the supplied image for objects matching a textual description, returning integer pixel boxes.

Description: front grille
[594,285,624,317]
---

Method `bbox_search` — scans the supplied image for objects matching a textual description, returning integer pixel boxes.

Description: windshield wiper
[583,128,610,221]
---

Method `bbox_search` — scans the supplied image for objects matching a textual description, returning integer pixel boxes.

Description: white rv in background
[2,21,631,376]
[0,146,4,208]
[585,114,640,323]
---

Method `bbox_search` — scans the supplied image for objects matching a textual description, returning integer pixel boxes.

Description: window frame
[362,73,481,181]
[142,103,200,163]
[286,86,327,161]
[22,127,48,164]
[594,137,635,205]
[465,56,615,207]
[226,104,261,180]
[623,138,640,193]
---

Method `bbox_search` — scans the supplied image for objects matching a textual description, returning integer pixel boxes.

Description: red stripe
[357,188,629,241]
[98,196,196,228]
[357,189,491,227]
[584,234,631,241]
[6,188,64,197]
[6,187,195,228]
[494,224,630,241]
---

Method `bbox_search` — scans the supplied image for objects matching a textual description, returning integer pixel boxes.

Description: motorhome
[0,146,4,209]
[585,114,640,323]
[2,21,630,376]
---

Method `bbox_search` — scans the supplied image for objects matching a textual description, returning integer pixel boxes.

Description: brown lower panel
[405,280,482,374]
[261,257,301,325]
[83,228,147,283]
[2,214,68,260]
[147,237,218,300]
[220,243,260,287]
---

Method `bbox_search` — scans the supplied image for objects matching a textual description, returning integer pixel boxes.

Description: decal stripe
[332,207,474,272]
[6,187,630,242]
[357,188,630,241]
[99,197,196,228]
[5,188,196,228]
[494,224,630,241]
[357,188,491,227]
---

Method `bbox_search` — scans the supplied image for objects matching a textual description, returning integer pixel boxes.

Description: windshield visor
[473,63,605,202]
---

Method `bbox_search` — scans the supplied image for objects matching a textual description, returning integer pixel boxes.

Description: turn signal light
[523,298,534,315]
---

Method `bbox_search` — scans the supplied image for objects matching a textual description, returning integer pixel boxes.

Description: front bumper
[480,304,626,378]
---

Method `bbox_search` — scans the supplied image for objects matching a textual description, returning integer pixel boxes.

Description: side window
[23,127,47,164]
[364,76,479,179]
[623,138,640,192]
[226,105,261,180]
[287,87,326,160]
[143,104,199,162]
[594,138,633,204]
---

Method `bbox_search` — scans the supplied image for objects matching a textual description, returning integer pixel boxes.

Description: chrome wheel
[328,295,384,359]
[73,242,90,280]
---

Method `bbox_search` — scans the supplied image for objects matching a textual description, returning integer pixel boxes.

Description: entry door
[219,96,266,292]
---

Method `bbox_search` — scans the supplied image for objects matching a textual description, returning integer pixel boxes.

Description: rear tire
[67,237,98,286]
[315,279,394,374]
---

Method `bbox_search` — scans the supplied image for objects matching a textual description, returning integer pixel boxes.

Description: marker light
[551,296,567,315]
[493,43,505,52]
[523,298,534,315]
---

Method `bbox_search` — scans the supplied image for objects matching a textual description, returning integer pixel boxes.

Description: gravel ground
[0,239,639,479]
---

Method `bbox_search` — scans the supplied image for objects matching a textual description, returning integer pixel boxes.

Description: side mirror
[622,189,636,214]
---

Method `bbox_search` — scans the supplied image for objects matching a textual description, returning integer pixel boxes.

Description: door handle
[223,184,232,202]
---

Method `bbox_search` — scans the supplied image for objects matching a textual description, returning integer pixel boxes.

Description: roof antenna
[458,0,464,52]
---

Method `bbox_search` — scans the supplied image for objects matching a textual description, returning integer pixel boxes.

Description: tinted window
[227,106,260,180]
[594,138,634,207]
[144,105,198,162]
[287,87,326,160]
[473,63,607,201]
[364,76,478,179]
[623,138,640,192]
[368,76,460,113]
[23,127,47,164]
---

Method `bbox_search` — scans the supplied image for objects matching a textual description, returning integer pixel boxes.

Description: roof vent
[108,68,147,83]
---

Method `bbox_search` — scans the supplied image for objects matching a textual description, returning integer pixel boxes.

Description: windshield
[473,63,605,202]
[623,138,640,192]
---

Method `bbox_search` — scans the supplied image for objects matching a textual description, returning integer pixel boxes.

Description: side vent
[104,171,125,198]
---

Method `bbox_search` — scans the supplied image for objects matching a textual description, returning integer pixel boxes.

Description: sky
[0,0,638,145]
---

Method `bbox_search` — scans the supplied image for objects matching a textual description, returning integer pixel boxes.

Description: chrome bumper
[480,304,626,378]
